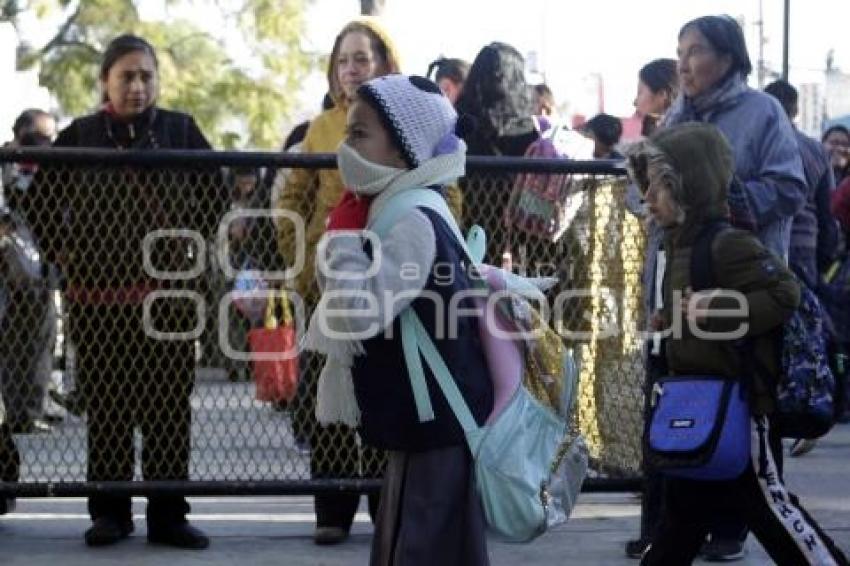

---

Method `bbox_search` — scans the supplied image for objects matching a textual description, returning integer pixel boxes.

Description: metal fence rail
[0,149,644,496]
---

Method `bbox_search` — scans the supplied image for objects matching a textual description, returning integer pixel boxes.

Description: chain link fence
[0,149,645,497]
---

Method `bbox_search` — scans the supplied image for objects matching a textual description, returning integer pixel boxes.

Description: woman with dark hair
[455,42,539,264]
[25,34,227,549]
[623,59,680,560]
[456,42,538,158]
[635,58,678,137]
[656,15,807,560]
[822,125,850,185]
[664,15,806,262]
[427,57,469,105]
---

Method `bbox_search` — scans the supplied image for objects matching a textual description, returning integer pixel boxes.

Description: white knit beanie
[357,74,462,168]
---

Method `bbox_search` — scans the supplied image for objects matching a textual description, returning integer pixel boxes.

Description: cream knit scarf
[303,143,466,426]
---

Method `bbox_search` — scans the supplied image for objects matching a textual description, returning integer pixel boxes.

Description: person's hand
[649,311,666,331]
[681,287,715,324]
[326,190,371,231]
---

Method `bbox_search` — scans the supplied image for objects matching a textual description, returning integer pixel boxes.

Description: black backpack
[691,222,835,439]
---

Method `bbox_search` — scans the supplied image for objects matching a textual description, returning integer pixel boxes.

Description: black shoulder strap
[690,220,730,291]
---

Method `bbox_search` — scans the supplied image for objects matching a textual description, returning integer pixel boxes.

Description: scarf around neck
[662,72,747,126]
[303,144,467,426]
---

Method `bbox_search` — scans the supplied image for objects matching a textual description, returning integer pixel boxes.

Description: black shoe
[701,537,747,562]
[314,526,349,545]
[148,521,209,549]
[625,537,652,559]
[43,412,64,424]
[84,517,134,547]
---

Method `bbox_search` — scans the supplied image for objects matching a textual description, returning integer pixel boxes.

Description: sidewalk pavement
[2,423,847,565]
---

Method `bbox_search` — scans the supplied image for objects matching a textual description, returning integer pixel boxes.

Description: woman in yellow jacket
[276,18,462,546]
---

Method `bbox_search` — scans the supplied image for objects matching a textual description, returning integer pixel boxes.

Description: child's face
[345,99,407,168]
[644,166,682,227]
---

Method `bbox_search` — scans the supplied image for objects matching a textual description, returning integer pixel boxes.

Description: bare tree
[359,0,385,15]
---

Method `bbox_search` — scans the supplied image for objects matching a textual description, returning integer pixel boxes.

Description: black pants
[0,423,19,481]
[642,415,849,566]
[0,422,19,514]
[71,303,195,526]
[638,350,667,542]
[294,352,383,530]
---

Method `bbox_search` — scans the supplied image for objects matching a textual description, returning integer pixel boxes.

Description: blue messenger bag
[646,221,750,480]
[646,375,750,480]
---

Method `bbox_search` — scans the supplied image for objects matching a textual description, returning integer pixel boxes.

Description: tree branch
[38,3,82,56]
[53,38,100,56]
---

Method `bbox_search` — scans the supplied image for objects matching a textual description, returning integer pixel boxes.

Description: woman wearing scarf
[664,15,806,262]
[655,16,807,561]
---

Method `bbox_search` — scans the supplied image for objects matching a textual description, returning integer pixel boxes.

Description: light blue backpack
[370,187,588,542]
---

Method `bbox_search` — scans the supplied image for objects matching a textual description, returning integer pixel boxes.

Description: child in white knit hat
[305,74,492,565]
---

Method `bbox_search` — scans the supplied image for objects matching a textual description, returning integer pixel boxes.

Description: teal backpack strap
[370,189,445,424]
[369,187,483,429]
[368,188,444,239]
[408,311,479,434]
[401,309,436,423]
[370,188,482,267]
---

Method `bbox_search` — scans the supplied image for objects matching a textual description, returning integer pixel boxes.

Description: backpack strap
[370,188,473,262]
[369,188,484,429]
[400,308,436,423]
[689,220,755,397]
[406,309,479,434]
[689,220,730,291]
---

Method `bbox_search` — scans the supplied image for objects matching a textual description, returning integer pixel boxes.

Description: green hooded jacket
[653,123,801,415]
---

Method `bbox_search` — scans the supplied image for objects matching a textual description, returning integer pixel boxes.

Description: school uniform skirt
[370,443,489,566]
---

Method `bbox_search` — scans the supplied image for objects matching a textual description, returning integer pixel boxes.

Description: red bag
[248,291,299,403]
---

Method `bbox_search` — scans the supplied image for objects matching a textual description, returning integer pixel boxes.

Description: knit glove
[326,191,371,231]
[727,177,758,233]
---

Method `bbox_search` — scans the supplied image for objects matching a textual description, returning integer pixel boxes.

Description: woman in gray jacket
[664,15,806,262]
[654,15,807,560]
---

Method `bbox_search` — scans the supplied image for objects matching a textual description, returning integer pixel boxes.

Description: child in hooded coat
[626,123,848,566]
